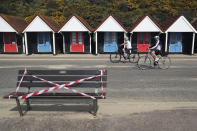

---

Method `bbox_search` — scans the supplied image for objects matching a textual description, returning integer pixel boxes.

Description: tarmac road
[0,54,197,131]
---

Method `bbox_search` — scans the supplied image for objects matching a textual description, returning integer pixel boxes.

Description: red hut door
[70,32,84,52]
[137,32,151,52]
[3,32,18,53]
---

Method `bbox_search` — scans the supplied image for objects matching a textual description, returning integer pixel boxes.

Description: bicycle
[110,46,139,63]
[137,49,171,70]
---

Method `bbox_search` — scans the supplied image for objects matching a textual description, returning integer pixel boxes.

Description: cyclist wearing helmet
[148,35,161,65]
[120,37,132,62]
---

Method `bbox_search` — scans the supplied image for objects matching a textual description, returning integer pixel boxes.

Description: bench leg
[15,98,23,116]
[26,99,31,111]
[92,99,98,116]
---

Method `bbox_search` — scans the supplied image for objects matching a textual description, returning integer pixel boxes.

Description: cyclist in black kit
[148,36,161,65]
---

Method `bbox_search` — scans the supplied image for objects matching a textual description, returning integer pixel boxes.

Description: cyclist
[120,37,132,62]
[148,35,161,65]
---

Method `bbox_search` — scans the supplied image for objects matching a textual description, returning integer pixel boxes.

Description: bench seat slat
[4,92,106,99]
[17,82,107,88]
[18,76,107,81]
[19,70,107,75]
[16,96,105,99]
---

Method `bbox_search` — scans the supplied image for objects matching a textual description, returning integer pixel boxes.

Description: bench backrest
[17,70,107,95]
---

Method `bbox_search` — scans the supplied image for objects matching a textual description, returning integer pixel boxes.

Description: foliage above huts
[0,0,196,29]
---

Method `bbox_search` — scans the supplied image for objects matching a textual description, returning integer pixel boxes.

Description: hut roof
[129,14,163,33]
[23,14,60,32]
[0,14,27,33]
[94,14,128,32]
[59,14,93,32]
[161,15,196,33]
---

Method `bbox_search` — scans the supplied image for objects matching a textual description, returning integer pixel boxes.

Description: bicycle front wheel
[137,56,151,70]
[158,56,171,69]
[110,52,121,63]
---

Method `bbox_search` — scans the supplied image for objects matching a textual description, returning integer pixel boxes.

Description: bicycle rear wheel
[129,53,140,63]
[137,56,151,70]
[158,56,171,69]
[110,52,121,63]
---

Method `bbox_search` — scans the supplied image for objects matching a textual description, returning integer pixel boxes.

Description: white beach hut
[162,15,197,54]
[23,14,59,55]
[58,14,93,53]
[0,14,26,53]
[94,14,128,54]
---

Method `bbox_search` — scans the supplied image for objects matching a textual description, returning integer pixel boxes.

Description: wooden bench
[5,69,107,116]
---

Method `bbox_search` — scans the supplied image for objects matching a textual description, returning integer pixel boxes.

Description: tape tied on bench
[100,70,105,99]
[9,68,27,99]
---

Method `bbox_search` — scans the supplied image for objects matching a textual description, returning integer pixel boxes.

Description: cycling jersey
[124,40,132,49]
[150,40,161,50]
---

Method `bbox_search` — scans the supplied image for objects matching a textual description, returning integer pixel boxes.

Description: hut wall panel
[0,33,3,53]
[91,33,95,54]
[182,32,193,54]
[98,32,104,53]
[160,33,166,54]
[16,34,23,54]
[50,32,53,54]
[55,33,63,54]
[194,34,197,53]
[27,32,38,54]
[131,33,138,50]
[84,32,90,53]
[167,33,171,52]
[117,32,124,47]
[64,32,70,53]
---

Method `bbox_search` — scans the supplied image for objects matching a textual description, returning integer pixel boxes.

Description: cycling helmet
[154,36,159,40]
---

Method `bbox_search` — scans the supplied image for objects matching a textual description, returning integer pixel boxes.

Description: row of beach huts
[0,13,197,55]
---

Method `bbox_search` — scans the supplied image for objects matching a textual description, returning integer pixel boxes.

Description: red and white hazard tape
[9,68,27,99]
[18,70,105,100]
[100,70,105,99]
[30,70,105,99]
[27,74,98,100]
